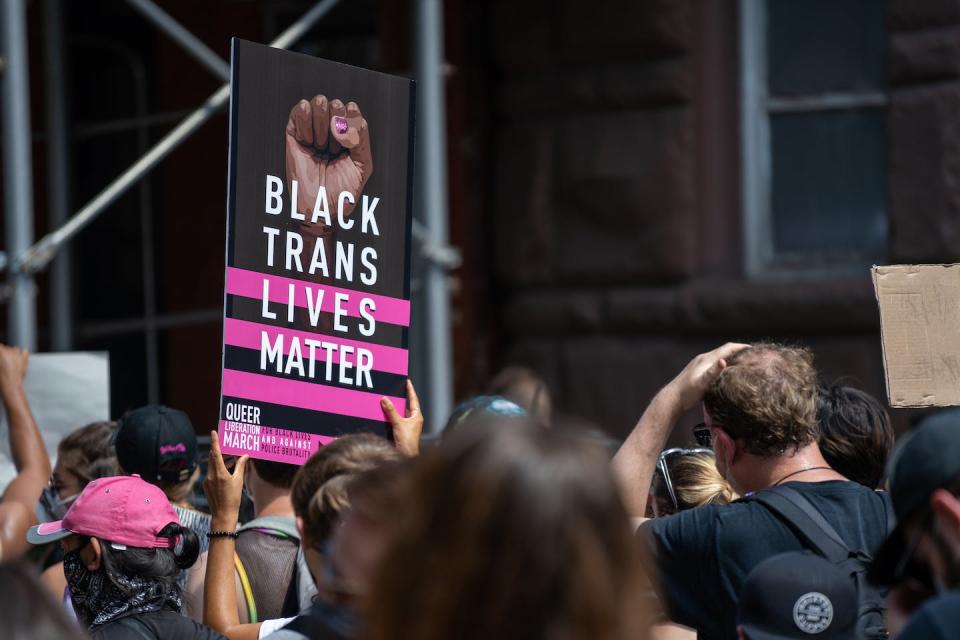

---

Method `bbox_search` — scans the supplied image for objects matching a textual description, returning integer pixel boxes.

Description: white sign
[0,352,110,489]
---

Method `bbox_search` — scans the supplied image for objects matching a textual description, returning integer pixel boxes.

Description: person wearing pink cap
[28,474,227,640]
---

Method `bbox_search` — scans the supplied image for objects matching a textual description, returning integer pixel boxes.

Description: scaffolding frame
[0,0,456,430]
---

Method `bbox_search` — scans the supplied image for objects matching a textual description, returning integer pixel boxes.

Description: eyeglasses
[693,422,712,448]
[656,447,714,513]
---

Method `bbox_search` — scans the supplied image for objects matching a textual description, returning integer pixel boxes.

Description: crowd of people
[0,340,958,639]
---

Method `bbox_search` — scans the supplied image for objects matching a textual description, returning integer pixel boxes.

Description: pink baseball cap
[27,475,181,548]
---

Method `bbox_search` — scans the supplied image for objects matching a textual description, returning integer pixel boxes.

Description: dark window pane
[767,0,886,96]
[770,109,887,263]
[75,131,149,322]
[72,43,152,323]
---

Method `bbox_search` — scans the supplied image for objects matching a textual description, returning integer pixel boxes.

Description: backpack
[234,515,316,621]
[750,486,894,640]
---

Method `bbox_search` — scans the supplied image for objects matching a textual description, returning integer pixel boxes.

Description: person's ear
[296,516,311,549]
[715,428,736,467]
[930,489,960,539]
[83,538,103,571]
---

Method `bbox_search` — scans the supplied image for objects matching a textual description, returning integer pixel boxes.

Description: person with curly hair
[614,343,893,640]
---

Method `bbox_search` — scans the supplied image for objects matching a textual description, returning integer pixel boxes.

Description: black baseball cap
[892,592,960,639]
[868,409,960,585]
[114,405,198,487]
[738,551,857,640]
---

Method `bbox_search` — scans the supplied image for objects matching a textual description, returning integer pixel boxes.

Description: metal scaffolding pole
[43,0,73,351]
[125,0,230,82]
[415,0,454,431]
[20,0,342,274]
[2,0,38,350]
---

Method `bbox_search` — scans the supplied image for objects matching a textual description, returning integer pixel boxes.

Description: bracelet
[207,530,239,539]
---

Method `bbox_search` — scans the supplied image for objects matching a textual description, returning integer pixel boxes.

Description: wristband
[207,530,239,539]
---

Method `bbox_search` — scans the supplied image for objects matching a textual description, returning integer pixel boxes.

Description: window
[740,0,888,277]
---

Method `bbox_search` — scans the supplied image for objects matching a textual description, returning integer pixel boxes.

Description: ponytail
[159,523,200,569]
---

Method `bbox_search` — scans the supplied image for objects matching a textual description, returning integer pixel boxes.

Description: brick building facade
[6,0,954,439]
[469,0,951,438]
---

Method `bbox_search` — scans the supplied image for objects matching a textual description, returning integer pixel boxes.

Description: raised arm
[611,343,748,518]
[202,431,261,640]
[0,345,51,560]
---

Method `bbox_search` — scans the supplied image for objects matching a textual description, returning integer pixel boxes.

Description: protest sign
[218,39,415,463]
[0,352,110,489]
[873,264,960,407]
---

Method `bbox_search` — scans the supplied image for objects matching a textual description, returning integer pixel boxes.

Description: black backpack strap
[751,486,850,563]
[280,564,301,618]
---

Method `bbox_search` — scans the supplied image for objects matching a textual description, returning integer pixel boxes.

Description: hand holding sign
[381,379,423,456]
[204,431,248,531]
[285,96,373,223]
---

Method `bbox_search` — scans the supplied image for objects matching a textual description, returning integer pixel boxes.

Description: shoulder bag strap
[751,485,850,563]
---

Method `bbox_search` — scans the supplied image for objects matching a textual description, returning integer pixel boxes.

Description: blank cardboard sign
[873,265,960,407]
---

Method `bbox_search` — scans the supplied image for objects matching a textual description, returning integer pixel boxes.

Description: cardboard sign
[218,39,415,464]
[0,352,110,489]
[872,264,960,407]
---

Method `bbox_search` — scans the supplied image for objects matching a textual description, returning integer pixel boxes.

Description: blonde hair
[653,452,737,515]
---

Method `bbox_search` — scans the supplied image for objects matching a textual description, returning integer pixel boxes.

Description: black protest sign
[219,39,414,464]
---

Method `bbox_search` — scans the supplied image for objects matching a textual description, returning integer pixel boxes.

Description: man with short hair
[613,343,892,640]
[867,410,960,639]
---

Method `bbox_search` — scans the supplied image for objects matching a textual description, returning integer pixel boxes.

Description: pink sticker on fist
[334,116,348,135]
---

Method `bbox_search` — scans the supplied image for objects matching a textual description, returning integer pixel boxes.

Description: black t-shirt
[897,592,960,640]
[90,610,228,640]
[641,480,891,640]
[262,602,353,640]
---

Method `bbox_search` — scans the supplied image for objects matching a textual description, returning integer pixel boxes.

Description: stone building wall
[480,0,941,439]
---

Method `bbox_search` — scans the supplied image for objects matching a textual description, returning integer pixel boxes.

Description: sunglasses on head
[692,423,712,448]
[692,422,739,449]
[656,447,714,513]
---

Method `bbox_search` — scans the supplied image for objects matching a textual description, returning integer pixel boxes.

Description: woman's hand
[203,431,248,531]
[381,379,423,456]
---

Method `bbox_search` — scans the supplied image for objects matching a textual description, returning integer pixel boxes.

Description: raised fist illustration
[285,95,373,227]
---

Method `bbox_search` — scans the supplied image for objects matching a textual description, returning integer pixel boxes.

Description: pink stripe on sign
[222,369,406,422]
[218,420,336,464]
[226,267,411,327]
[223,318,409,376]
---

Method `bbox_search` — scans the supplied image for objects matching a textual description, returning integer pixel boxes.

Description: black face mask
[63,544,182,628]
[63,549,98,627]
